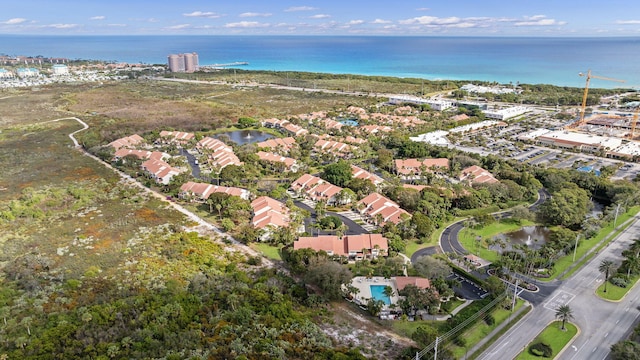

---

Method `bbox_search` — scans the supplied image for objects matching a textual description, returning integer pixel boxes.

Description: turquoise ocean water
[1,35,639,88]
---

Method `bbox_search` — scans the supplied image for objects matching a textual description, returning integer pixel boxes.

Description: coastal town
[2,52,640,359]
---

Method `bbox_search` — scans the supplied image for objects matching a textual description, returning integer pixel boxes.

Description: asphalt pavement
[478,214,640,360]
[293,200,368,235]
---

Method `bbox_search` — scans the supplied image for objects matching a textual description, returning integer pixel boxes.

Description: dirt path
[326,301,416,358]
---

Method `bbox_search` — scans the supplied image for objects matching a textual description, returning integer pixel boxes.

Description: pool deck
[350,276,400,308]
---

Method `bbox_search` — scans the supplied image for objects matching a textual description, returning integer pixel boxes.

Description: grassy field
[448,299,525,358]
[66,80,378,148]
[597,274,640,301]
[457,220,536,263]
[250,242,283,261]
[167,70,461,97]
[515,321,578,360]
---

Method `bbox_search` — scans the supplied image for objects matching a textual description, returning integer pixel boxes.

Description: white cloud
[167,24,191,29]
[224,21,269,28]
[400,16,463,25]
[90,16,106,20]
[347,20,364,25]
[44,23,78,29]
[108,24,127,27]
[2,18,27,25]
[514,15,566,26]
[309,14,331,19]
[616,20,640,25]
[183,11,222,18]
[285,6,317,12]
[372,19,392,24]
[240,12,272,18]
[416,7,430,11]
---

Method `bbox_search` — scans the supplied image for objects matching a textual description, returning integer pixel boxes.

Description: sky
[1,0,640,36]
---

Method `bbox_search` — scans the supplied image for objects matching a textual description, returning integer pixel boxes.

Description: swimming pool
[370,285,391,305]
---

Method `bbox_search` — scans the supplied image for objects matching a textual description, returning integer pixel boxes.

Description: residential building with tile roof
[290,174,349,205]
[459,165,499,185]
[395,158,450,177]
[141,159,181,185]
[158,131,195,144]
[293,234,388,260]
[196,137,243,170]
[314,139,351,155]
[108,134,145,150]
[179,181,250,201]
[357,192,411,226]
[351,165,384,186]
[256,137,296,152]
[114,149,166,161]
[257,151,299,172]
[251,196,293,241]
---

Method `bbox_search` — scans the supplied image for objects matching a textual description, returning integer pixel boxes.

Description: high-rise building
[167,52,199,73]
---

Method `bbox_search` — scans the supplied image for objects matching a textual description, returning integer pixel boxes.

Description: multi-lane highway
[479,215,640,360]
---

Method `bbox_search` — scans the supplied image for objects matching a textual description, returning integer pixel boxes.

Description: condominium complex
[167,52,199,73]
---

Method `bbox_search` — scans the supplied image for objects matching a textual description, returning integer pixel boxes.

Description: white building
[0,69,13,79]
[16,68,39,78]
[483,106,530,120]
[52,64,69,75]
[388,95,455,110]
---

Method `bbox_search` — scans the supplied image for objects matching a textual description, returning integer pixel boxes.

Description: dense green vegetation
[611,320,640,360]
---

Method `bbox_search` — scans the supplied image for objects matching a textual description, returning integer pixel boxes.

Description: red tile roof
[395,158,450,176]
[357,193,411,225]
[395,276,432,291]
[257,151,297,169]
[108,134,144,150]
[180,181,250,200]
[293,234,389,257]
[459,165,499,185]
[351,165,384,185]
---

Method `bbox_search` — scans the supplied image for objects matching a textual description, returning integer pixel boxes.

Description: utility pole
[434,336,439,360]
[512,278,519,311]
[613,203,621,228]
[572,234,580,262]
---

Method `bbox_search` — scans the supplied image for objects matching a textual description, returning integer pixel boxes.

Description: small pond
[214,130,275,145]
[492,226,550,252]
[337,117,359,126]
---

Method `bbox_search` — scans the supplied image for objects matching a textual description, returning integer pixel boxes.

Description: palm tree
[555,304,574,330]
[599,259,615,293]
[624,255,640,277]
[383,285,395,299]
[629,238,640,258]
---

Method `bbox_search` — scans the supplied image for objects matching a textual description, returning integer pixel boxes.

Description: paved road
[424,188,551,259]
[479,215,640,360]
[293,200,368,235]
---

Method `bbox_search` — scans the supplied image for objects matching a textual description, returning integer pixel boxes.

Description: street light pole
[572,234,580,262]
[613,203,621,228]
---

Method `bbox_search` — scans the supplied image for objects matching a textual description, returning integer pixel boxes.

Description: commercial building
[536,130,623,153]
[52,64,69,75]
[167,52,199,73]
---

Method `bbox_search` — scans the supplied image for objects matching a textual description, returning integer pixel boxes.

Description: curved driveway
[411,188,550,264]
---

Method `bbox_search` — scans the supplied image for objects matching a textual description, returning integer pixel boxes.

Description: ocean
[1,35,639,88]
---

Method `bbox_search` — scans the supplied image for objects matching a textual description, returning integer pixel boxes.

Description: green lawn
[449,299,525,358]
[457,220,535,263]
[404,217,465,257]
[550,206,640,281]
[597,274,640,301]
[250,242,283,261]
[515,321,578,360]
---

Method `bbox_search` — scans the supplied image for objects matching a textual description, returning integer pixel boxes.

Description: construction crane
[568,70,626,129]
[629,107,640,140]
